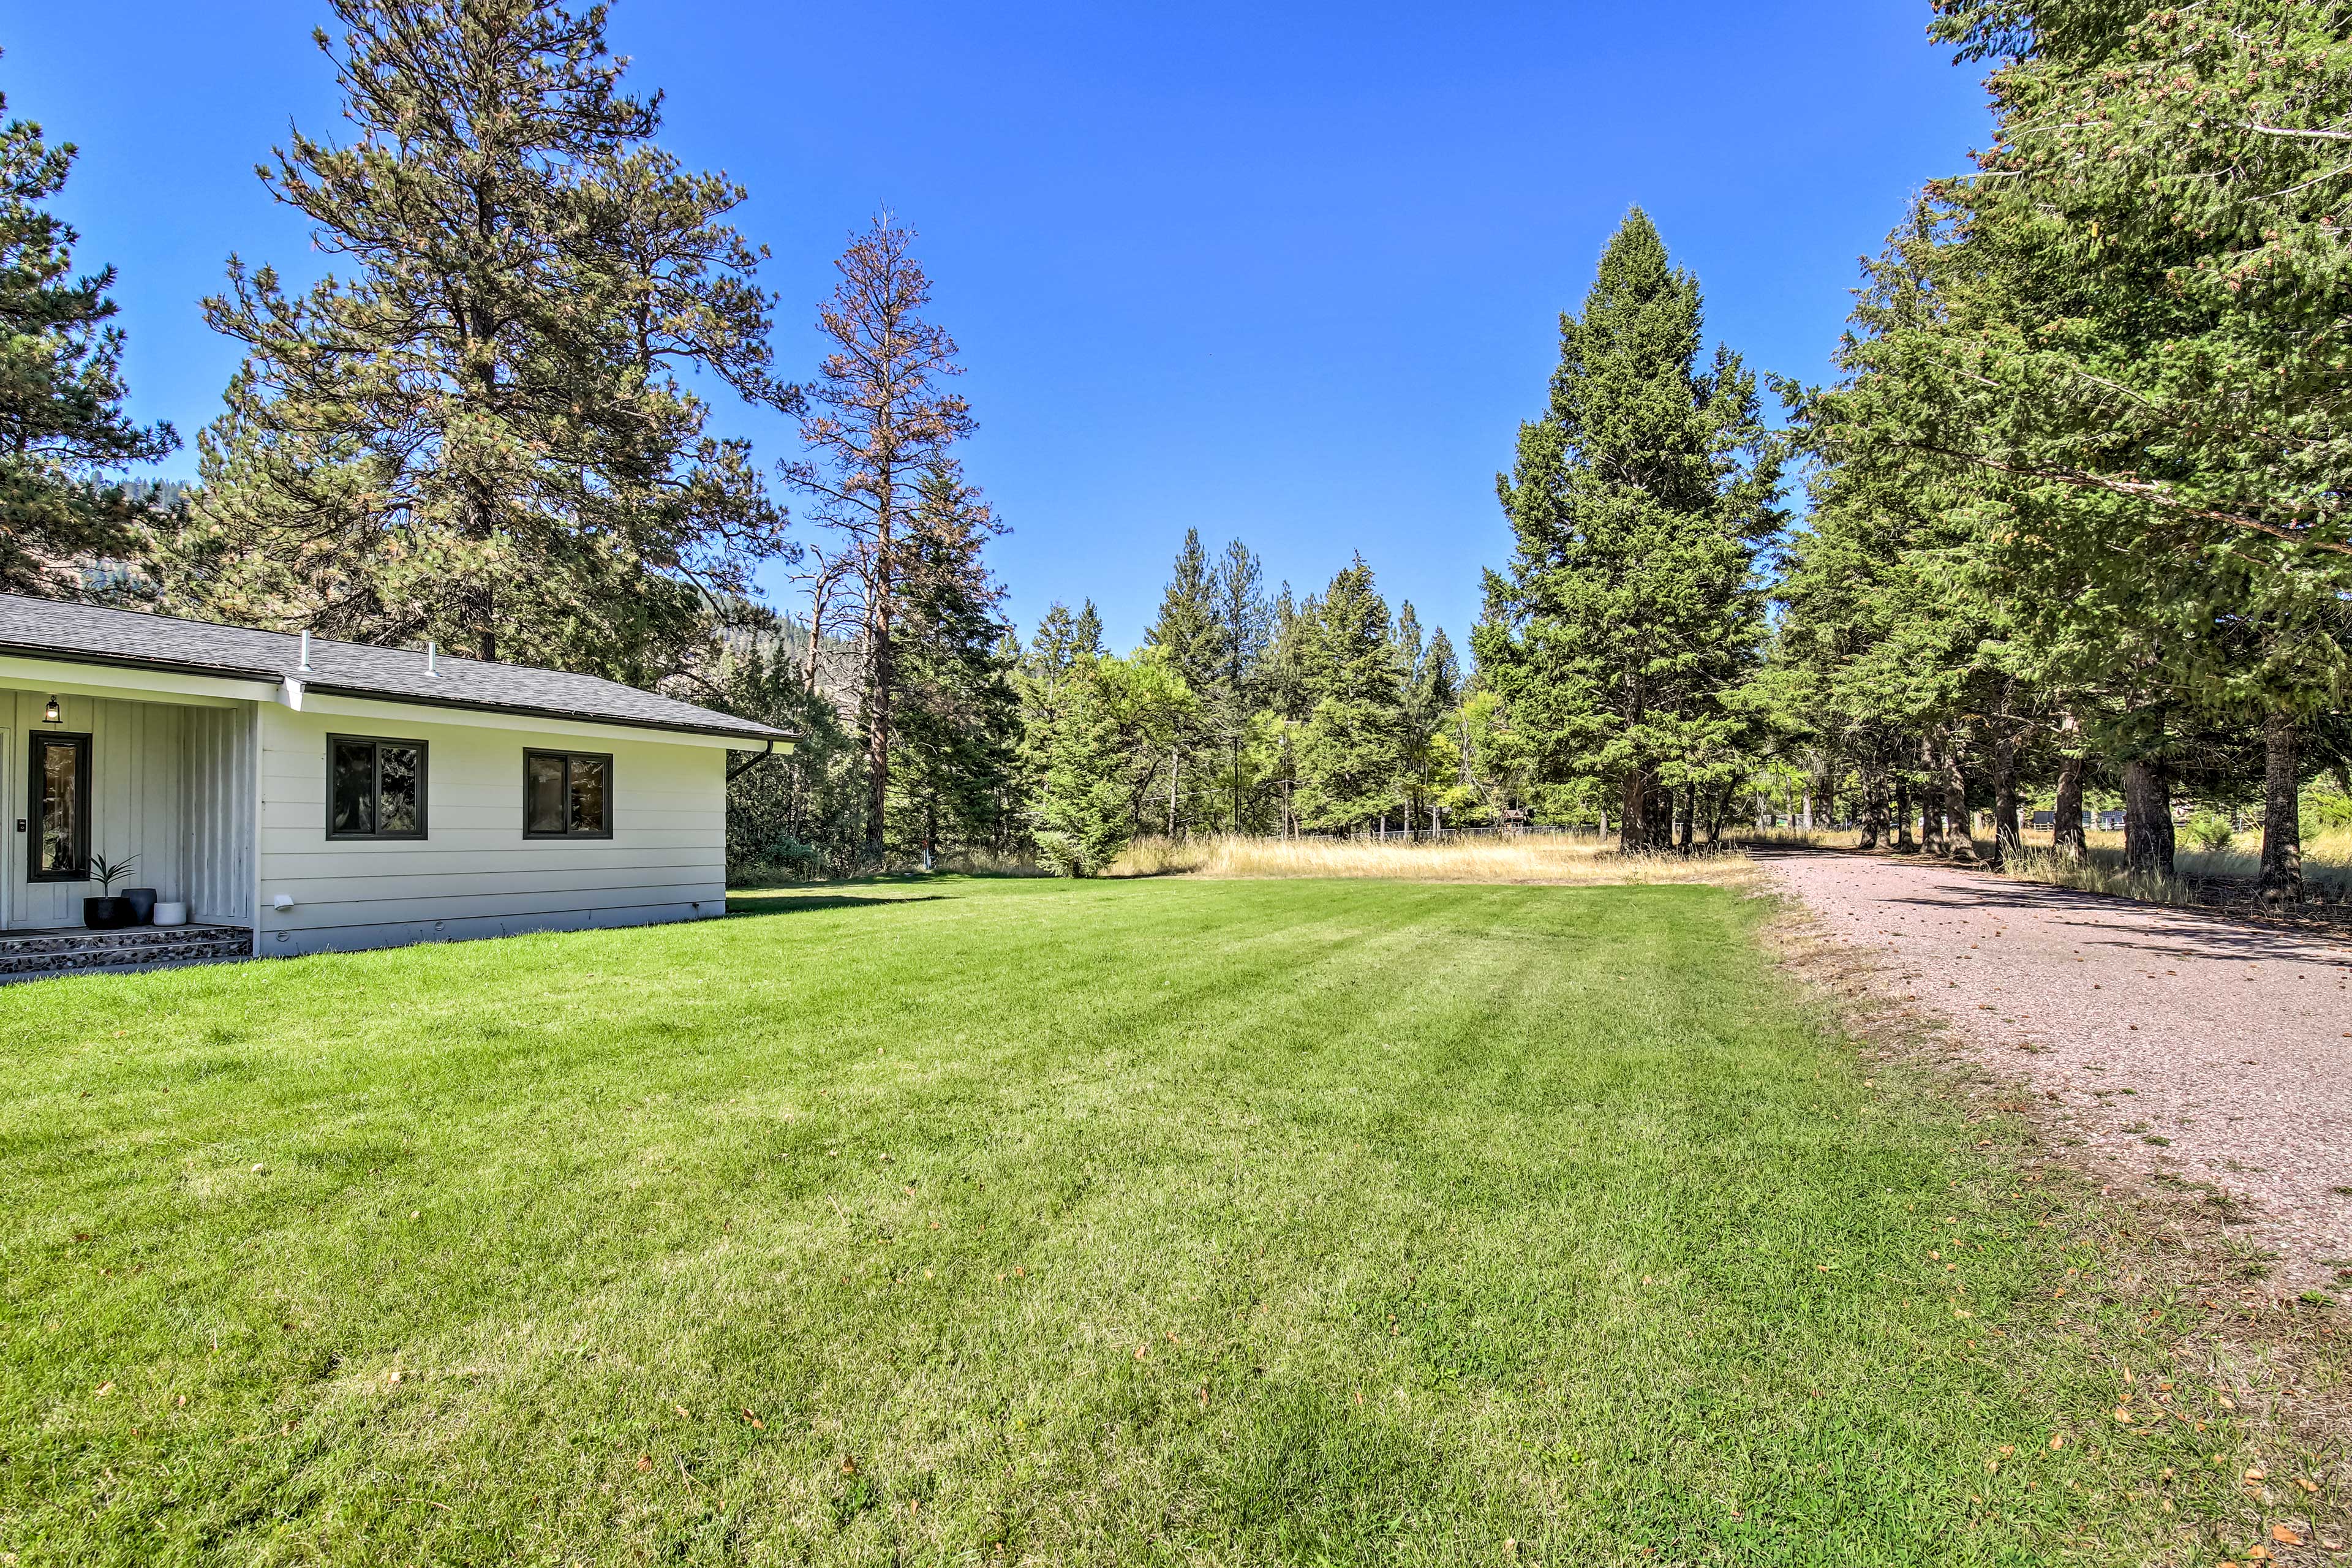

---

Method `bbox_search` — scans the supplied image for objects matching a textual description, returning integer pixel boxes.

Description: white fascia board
[287,688,763,751]
[0,654,271,708]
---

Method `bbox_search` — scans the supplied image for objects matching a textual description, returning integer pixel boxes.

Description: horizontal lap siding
[256,705,727,956]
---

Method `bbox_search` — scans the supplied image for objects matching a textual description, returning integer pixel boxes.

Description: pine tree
[184,0,786,682]
[888,464,1019,865]
[1476,210,1782,851]
[785,216,976,864]
[1031,650,1193,875]
[1014,598,1100,855]
[1907,0,2352,895]
[1143,529,1224,834]
[1145,530,1223,692]
[1395,606,1460,832]
[0,61,178,596]
[1031,663,1132,876]
[1206,538,1270,831]
[1294,557,1407,832]
[710,639,865,880]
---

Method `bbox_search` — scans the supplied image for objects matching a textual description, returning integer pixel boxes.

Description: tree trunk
[1990,734,2020,868]
[1678,781,1695,853]
[1169,749,1178,837]
[1893,780,1915,852]
[1619,771,1645,855]
[2122,760,2174,877]
[1942,744,1975,864]
[1918,739,1949,856]
[2260,712,2302,908]
[863,608,891,864]
[1646,783,1675,850]
[2051,747,2086,862]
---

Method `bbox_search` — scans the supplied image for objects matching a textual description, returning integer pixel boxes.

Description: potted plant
[83,854,137,930]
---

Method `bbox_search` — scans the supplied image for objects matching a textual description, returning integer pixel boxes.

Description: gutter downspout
[726,739,777,783]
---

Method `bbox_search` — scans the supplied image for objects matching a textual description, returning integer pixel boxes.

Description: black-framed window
[524,750,613,839]
[328,735,428,840]
[29,731,91,881]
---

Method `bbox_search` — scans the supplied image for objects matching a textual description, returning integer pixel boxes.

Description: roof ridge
[0,592,788,742]
[0,590,643,687]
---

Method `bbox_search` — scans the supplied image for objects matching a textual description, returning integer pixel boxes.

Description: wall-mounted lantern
[41,695,61,726]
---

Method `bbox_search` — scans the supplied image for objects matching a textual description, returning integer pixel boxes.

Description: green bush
[2183,810,2234,853]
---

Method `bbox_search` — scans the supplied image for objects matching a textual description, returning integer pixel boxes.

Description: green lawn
[0,876,2261,1564]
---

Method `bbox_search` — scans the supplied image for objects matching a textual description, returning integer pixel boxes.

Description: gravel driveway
[1765,849,2352,1292]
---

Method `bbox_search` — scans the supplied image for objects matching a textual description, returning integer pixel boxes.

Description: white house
[0,594,785,976]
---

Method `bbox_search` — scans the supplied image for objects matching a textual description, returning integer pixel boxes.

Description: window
[524,750,613,839]
[327,735,427,839]
[29,732,91,881]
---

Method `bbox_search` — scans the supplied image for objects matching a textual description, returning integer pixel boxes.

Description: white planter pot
[153,902,188,928]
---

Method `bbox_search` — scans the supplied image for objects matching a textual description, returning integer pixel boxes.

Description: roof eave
[0,641,790,745]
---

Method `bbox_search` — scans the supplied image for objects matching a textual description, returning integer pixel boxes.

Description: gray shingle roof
[0,594,785,744]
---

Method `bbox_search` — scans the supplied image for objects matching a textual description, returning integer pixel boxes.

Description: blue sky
[7,1,1989,652]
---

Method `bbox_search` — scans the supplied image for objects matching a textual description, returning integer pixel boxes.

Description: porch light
[41,695,61,725]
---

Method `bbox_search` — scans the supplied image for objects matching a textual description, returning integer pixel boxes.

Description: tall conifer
[1476,210,1782,850]
[186,0,786,682]
[1294,557,1407,832]
[786,216,976,863]
[0,64,178,595]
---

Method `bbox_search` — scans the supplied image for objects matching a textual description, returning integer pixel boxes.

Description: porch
[2,680,257,947]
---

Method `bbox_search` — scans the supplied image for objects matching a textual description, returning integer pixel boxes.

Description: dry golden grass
[1999,825,2352,905]
[1107,832,1754,886]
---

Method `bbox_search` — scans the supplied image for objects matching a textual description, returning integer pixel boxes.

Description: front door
[0,726,9,929]
[15,727,93,930]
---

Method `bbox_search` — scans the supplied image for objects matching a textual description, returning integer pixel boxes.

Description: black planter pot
[83,896,130,930]
[122,888,157,925]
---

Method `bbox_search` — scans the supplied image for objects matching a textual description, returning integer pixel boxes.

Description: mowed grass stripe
[0,877,2248,1565]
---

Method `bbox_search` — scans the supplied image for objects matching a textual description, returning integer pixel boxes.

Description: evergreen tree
[184,0,786,682]
[1206,538,1271,831]
[1031,650,1193,875]
[1395,606,1461,831]
[1294,557,1408,832]
[1013,598,1101,856]
[710,638,865,880]
[1143,529,1224,833]
[1031,666,1131,876]
[888,464,1019,865]
[785,215,976,864]
[0,61,178,596]
[1145,529,1224,694]
[1476,210,1783,851]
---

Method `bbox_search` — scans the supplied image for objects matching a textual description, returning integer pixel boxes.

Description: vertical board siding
[181,705,257,924]
[3,687,189,929]
[255,704,728,956]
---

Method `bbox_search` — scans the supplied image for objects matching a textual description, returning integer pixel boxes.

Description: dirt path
[1763,848,2352,1292]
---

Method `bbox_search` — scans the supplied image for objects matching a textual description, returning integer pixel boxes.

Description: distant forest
[5,0,2348,894]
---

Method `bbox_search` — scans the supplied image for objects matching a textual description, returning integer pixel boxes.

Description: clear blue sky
[7,1,1989,652]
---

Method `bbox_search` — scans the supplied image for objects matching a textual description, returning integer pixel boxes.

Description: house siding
[254,703,727,956]
[181,704,257,925]
[3,687,190,929]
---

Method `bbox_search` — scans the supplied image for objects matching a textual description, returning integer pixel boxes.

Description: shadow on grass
[724,890,948,918]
